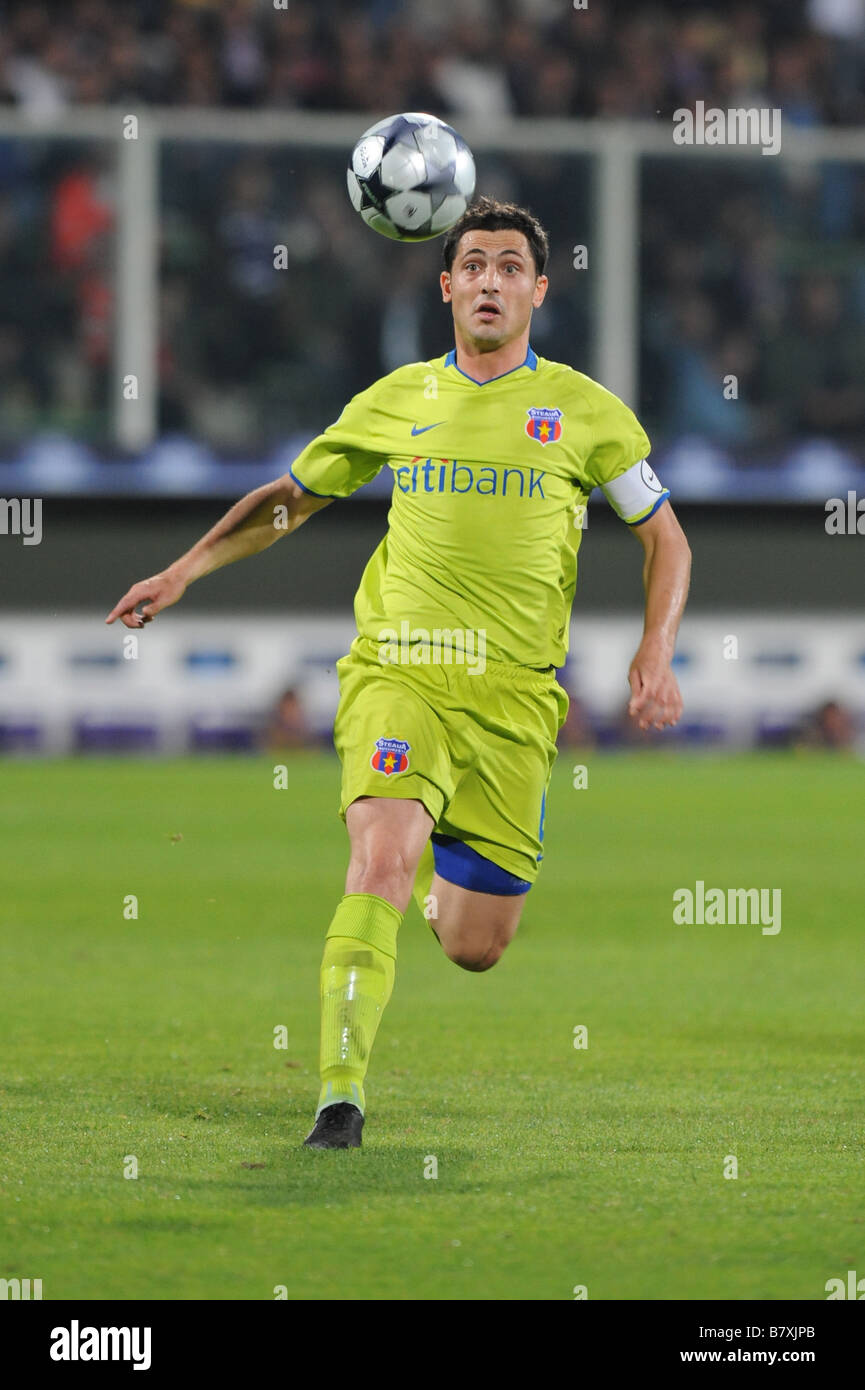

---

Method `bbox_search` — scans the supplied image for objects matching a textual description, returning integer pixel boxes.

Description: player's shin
[316,893,402,1117]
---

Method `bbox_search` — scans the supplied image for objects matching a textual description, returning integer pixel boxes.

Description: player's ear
[440,270,452,302]
[532,275,549,309]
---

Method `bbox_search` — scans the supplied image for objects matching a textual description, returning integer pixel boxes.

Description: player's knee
[445,937,506,973]
[348,844,415,901]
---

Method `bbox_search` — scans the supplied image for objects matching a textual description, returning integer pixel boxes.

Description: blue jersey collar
[444,344,538,384]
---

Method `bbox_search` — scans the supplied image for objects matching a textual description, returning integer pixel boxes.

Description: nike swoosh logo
[411,421,446,435]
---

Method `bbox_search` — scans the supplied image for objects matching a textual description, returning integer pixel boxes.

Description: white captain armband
[600,458,670,525]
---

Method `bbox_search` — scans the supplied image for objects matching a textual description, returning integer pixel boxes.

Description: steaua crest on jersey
[371,737,411,776]
[526,406,563,445]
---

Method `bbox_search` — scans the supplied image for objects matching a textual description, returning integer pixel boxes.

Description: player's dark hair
[442,196,550,278]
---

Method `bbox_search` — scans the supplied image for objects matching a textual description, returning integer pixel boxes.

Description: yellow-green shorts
[333,635,569,887]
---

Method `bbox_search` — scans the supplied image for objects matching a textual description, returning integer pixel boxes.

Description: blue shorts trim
[431,834,532,896]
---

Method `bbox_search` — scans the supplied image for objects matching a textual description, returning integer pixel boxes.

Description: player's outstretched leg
[303,796,433,1150]
[411,834,530,970]
[428,873,527,971]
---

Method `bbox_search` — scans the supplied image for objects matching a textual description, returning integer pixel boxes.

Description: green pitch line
[0,752,862,1301]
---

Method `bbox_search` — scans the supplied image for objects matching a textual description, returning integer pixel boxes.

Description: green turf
[0,751,862,1301]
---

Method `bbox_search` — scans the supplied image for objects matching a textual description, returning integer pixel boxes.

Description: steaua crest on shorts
[525,406,563,445]
[370,737,411,776]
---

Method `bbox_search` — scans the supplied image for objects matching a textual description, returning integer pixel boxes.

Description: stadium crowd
[2,0,865,125]
[0,0,864,457]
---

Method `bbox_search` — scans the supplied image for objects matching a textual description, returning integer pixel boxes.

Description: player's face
[440,230,548,350]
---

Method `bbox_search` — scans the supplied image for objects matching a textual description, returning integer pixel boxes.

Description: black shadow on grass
[127,1144,480,1208]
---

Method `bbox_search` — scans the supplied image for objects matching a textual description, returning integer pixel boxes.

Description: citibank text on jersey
[394,460,546,498]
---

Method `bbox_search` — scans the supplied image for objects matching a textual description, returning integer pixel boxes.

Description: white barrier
[0,611,863,753]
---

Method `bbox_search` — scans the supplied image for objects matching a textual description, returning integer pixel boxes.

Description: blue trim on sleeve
[431,833,532,895]
[627,490,671,526]
[288,463,339,500]
[444,344,538,384]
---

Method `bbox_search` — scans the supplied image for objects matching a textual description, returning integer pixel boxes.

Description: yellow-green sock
[316,893,402,1118]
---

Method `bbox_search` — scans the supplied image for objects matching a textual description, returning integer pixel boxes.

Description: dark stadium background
[2,0,864,757]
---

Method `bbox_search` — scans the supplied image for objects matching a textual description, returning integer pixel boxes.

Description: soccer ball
[347,112,476,242]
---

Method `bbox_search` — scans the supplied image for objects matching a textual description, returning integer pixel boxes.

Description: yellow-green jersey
[289,345,668,669]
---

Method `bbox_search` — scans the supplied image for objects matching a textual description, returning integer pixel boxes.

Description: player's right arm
[105,475,331,630]
[106,375,389,630]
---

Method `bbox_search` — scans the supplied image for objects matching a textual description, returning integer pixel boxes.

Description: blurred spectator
[0,142,114,443]
[762,276,865,442]
[654,292,757,446]
[554,658,595,748]
[50,152,114,413]
[265,686,313,751]
[797,698,857,749]
[431,19,514,119]
[221,0,266,107]
[557,693,595,749]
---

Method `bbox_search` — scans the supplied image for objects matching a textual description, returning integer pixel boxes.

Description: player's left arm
[626,501,692,731]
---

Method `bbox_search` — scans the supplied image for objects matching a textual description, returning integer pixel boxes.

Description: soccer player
[107,196,691,1150]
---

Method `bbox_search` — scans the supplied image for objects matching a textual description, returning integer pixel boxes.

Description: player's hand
[105,567,187,629]
[627,637,683,731]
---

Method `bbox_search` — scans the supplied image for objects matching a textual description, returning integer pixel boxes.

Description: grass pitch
[0,751,862,1301]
